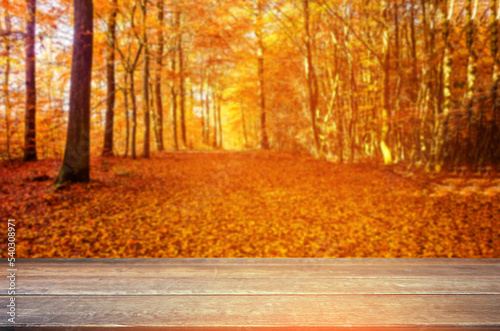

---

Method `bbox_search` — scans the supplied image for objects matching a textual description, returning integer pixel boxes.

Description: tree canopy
[1,0,498,171]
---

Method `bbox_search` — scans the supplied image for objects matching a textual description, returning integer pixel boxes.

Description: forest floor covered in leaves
[1,151,499,257]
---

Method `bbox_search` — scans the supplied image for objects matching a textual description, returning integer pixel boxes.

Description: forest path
[1,151,499,257]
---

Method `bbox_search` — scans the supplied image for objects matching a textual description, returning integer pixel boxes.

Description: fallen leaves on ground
[1,151,499,257]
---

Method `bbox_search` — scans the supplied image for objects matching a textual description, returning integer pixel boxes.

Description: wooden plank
[9,277,500,296]
[5,295,500,328]
[17,258,500,266]
[13,264,500,278]
[10,261,500,279]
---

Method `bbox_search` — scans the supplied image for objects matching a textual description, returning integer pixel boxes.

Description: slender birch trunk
[465,0,479,164]
[435,0,454,172]
[380,0,392,165]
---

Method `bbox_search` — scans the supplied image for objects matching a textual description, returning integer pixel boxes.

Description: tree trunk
[171,4,179,151]
[123,73,130,157]
[200,78,206,144]
[171,63,179,150]
[152,0,164,152]
[255,0,269,149]
[419,0,430,164]
[24,0,37,162]
[349,60,358,164]
[380,0,392,165]
[2,6,12,161]
[489,0,499,163]
[410,0,418,104]
[205,88,210,144]
[102,0,117,156]
[465,0,479,165]
[212,91,218,148]
[241,98,248,148]
[142,0,150,158]
[435,0,454,172]
[178,11,187,148]
[218,94,223,148]
[130,70,138,159]
[493,1,500,127]
[55,0,93,185]
[336,80,343,163]
[303,0,320,156]
[410,0,421,162]
[394,0,403,162]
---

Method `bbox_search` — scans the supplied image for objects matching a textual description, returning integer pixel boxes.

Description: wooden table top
[1,258,499,329]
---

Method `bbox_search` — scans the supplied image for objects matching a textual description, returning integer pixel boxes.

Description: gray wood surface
[11,277,500,295]
[1,258,499,329]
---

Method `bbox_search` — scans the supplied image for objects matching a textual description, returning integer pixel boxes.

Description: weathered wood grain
[1,258,499,329]
[6,277,500,295]
[16,258,500,265]
[4,295,500,327]
[10,261,500,279]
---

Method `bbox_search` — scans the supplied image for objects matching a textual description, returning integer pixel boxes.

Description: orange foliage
[1,152,499,258]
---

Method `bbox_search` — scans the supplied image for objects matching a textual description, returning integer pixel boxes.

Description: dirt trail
[1,151,499,257]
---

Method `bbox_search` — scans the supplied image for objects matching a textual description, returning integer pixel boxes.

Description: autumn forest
[0,0,499,257]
